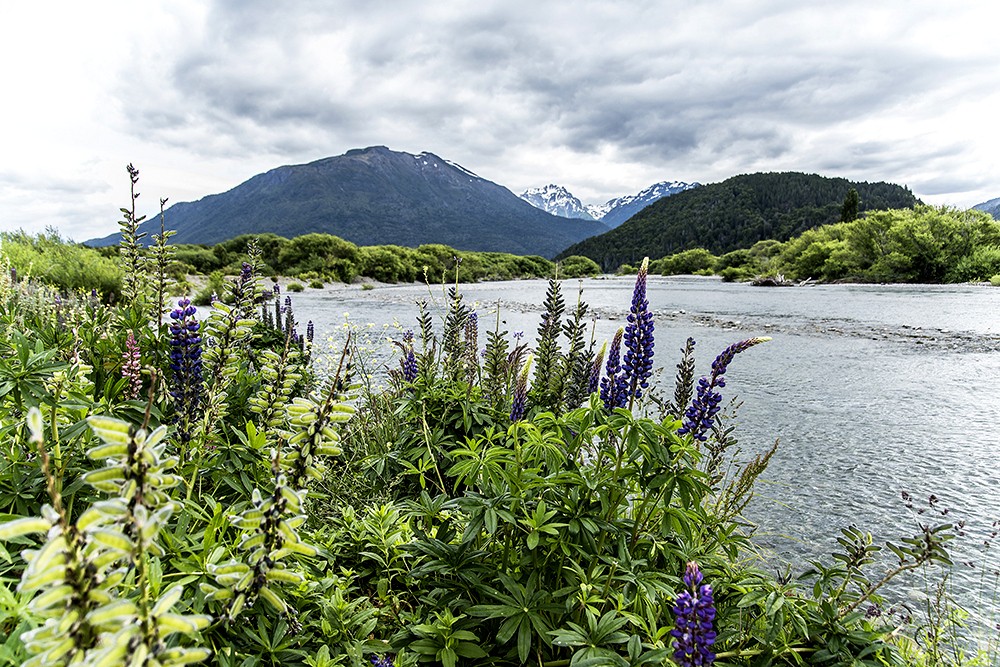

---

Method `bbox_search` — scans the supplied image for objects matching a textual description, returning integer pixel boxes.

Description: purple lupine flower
[370,655,394,667]
[168,298,203,444]
[210,291,219,303]
[399,329,419,382]
[9,267,16,283]
[465,311,478,355]
[306,320,315,344]
[240,261,252,282]
[622,257,654,404]
[284,295,292,313]
[671,562,716,666]
[509,354,533,422]
[402,349,418,382]
[599,328,628,410]
[123,331,142,400]
[587,342,606,396]
[677,337,770,441]
[273,284,280,295]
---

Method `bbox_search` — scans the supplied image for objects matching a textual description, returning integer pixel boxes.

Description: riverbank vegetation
[645,205,1000,284]
[0,230,601,301]
[0,179,995,666]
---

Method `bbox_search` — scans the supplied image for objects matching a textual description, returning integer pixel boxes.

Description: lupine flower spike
[671,562,717,666]
[123,331,142,400]
[168,298,203,447]
[600,328,627,410]
[400,330,418,383]
[622,257,655,406]
[371,654,395,667]
[588,341,607,396]
[510,354,533,422]
[678,337,770,441]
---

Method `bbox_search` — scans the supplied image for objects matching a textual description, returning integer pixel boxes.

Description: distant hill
[86,146,610,258]
[973,197,1000,219]
[557,172,918,270]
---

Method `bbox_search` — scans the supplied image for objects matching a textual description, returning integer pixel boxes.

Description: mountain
[591,181,701,228]
[519,184,596,220]
[557,172,919,270]
[519,180,701,226]
[973,197,1000,219]
[86,146,610,258]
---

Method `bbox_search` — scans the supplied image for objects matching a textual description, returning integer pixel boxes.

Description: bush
[558,255,601,278]
[194,270,225,305]
[2,229,123,299]
[652,247,718,275]
[287,281,304,292]
[309,280,324,289]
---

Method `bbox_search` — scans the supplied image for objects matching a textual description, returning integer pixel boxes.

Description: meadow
[0,183,995,667]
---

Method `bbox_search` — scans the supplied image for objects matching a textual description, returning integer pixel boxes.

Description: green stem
[420,405,447,494]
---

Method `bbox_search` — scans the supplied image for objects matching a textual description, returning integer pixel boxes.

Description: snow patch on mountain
[519,184,596,220]
[595,181,701,228]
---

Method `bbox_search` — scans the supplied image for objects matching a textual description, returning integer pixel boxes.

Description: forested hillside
[558,172,918,270]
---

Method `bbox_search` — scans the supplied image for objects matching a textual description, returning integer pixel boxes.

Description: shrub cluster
[642,206,1000,284]
[172,234,600,285]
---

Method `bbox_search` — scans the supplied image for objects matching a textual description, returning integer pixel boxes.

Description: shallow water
[291,276,1000,624]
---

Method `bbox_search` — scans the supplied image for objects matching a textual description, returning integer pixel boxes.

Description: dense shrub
[650,247,718,275]
[2,229,123,299]
[558,254,601,278]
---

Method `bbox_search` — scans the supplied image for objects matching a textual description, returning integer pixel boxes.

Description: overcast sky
[2,1,999,241]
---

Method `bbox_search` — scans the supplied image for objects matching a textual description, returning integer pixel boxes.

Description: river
[288,275,1000,628]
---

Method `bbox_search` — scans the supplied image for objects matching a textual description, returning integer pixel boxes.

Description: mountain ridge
[86,146,610,258]
[973,196,1000,219]
[519,181,700,227]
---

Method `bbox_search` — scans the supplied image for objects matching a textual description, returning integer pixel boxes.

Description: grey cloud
[102,0,1000,210]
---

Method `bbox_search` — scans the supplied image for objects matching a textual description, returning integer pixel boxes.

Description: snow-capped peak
[590,180,701,228]
[519,184,595,220]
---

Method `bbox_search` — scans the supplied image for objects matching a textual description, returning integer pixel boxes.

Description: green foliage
[557,255,601,278]
[650,247,718,275]
[194,271,226,305]
[1,230,122,299]
[170,234,558,286]
[0,176,981,666]
[841,187,861,223]
[287,282,305,293]
[643,206,1000,285]
[774,206,1000,283]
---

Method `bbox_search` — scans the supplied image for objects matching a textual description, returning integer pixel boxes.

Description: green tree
[840,187,860,222]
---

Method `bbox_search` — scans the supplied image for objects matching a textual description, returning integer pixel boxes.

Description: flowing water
[290,276,1000,626]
